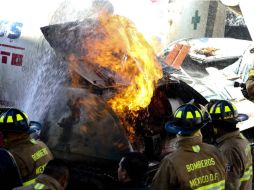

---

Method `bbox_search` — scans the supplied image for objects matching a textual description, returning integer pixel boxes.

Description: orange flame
[80,13,162,115]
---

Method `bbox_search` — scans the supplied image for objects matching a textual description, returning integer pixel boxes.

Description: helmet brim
[235,113,249,122]
[165,121,199,136]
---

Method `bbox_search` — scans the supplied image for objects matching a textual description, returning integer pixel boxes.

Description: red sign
[0,44,24,67]
[0,51,23,66]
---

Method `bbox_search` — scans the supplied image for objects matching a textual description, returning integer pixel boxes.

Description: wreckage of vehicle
[159,37,254,135]
[39,18,213,190]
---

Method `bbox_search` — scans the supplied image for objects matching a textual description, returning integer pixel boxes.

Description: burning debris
[70,13,162,113]
[42,10,163,146]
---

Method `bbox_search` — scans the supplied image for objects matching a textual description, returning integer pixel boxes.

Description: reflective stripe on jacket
[152,135,226,190]
[13,174,64,190]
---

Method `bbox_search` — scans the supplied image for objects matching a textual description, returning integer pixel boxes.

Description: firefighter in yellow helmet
[152,104,226,190]
[0,108,53,186]
[246,66,254,101]
[208,100,252,190]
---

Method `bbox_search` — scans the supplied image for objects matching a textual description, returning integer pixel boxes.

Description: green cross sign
[192,10,200,30]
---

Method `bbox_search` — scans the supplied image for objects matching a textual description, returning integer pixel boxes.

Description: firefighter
[13,158,69,190]
[0,108,53,186]
[246,66,254,101]
[208,100,252,190]
[152,104,226,190]
[116,152,149,190]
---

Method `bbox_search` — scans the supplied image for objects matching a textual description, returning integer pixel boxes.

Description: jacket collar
[216,129,240,144]
[5,135,31,149]
[175,135,203,148]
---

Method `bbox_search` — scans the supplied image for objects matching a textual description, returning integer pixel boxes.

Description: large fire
[68,12,162,142]
[81,13,162,113]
